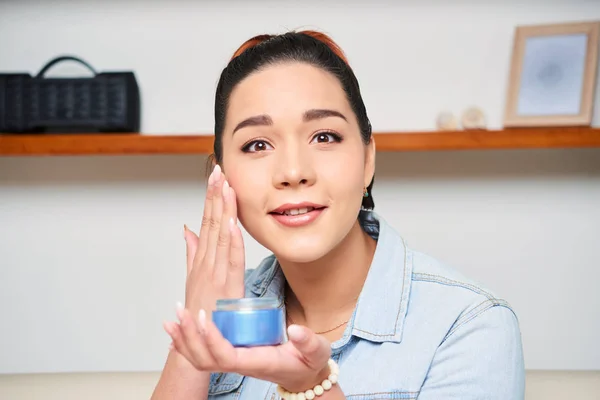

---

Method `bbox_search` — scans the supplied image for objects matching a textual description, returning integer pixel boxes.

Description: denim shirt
[208,211,525,399]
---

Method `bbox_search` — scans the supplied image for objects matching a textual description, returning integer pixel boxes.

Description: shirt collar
[248,210,413,345]
[349,210,412,344]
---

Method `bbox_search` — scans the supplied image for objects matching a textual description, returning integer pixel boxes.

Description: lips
[269,203,326,215]
[271,206,317,216]
[268,203,327,227]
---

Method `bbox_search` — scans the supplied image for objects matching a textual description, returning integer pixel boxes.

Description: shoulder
[410,248,502,300]
[374,210,516,320]
[408,246,520,336]
[408,250,525,397]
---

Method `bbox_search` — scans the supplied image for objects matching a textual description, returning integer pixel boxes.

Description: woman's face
[221,62,375,263]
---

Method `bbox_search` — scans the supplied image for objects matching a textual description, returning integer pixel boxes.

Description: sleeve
[417,304,526,400]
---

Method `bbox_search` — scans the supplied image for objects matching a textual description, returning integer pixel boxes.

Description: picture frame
[503,21,600,127]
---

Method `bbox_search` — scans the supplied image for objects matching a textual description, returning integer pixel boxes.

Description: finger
[163,320,194,364]
[213,180,232,284]
[195,167,218,268]
[198,308,239,372]
[171,303,195,361]
[227,188,246,294]
[203,165,224,271]
[184,225,199,276]
[228,183,239,225]
[178,308,216,370]
[286,325,331,369]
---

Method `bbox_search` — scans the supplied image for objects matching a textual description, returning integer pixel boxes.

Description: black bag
[0,56,140,133]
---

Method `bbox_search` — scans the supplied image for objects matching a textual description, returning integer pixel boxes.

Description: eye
[311,131,343,144]
[241,140,274,153]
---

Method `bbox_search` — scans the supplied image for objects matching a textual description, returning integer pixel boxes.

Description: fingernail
[168,342,174,351]
[213,164,222,183]
[222,180,229,201]
[163,321,174,336]
[288,324,307,342]
[208,169,215,186]
[176,302,184,321]
[183,224,188,239]
[198,309,207,334]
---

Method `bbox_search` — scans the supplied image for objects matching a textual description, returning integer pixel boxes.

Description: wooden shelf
[1,127,600,156]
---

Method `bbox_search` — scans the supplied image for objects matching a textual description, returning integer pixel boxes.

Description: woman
[152,31,525,399]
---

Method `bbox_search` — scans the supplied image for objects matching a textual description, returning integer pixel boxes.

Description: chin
[272,245,332,264]
[245,222,336,264]
[268,231,344,264]
[241,207,356,265]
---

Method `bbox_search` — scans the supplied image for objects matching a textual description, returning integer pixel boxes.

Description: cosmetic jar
[212,297,285,347]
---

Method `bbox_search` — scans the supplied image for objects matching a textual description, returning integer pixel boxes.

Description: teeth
[283,207,314,216]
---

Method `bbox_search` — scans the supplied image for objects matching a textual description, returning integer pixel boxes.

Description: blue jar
[212,297,285,347]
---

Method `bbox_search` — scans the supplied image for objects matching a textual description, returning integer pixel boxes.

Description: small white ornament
[436,111,458,131]
[462,107,487,130]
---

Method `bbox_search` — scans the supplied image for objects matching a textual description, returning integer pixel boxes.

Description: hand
[182,164,246,318]
[163,164,332,393]
[166,308,333,394]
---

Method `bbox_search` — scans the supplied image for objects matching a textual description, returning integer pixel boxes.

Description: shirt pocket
[208,372,244,398]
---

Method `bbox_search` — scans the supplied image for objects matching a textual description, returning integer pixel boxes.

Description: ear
[364,136,376,187]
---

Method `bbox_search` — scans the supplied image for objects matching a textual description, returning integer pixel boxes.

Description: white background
[1,0,599,373]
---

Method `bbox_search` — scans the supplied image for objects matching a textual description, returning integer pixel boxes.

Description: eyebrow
[232,115,273,134]
[303,109,348,123]
[232,108,348,134]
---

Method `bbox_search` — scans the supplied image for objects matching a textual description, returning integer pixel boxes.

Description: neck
[279,218,377,332]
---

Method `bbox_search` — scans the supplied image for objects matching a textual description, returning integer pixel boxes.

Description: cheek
[317,149,365,193]
[224,162,267,221]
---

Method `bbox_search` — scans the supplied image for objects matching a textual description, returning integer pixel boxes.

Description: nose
[272,143,316,190]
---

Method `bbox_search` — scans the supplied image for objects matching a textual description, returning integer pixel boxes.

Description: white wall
[1,0,600,396]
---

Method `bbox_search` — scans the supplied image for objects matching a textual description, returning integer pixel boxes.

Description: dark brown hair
[211,30,374,210]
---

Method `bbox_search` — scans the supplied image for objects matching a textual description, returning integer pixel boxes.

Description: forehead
[226,62,351,124]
